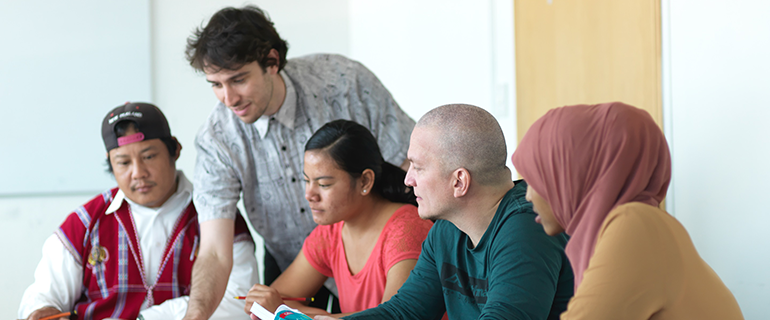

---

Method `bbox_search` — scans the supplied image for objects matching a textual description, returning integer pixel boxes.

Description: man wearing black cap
[18,103,258,320]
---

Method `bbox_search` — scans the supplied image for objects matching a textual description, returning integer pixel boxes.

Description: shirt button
[300,208,305,213]
[281,146,287,151]
[291,177,296,182]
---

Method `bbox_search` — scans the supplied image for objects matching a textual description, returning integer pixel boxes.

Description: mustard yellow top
[561,202,743,320]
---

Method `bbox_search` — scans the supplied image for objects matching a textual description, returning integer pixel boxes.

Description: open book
[250,303,314,320]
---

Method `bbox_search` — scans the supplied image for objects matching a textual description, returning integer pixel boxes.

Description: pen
[234,296,315,302]
[39,312,72,320]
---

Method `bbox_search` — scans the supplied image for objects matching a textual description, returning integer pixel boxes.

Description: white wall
[0,0,152,196]
[663,1,770,319]
[347,0,517,167]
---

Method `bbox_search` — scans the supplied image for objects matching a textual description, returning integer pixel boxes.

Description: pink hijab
[511,102,671,288]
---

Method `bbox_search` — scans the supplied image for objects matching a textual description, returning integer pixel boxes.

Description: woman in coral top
[244,120,433,318]
[512,102,743,320]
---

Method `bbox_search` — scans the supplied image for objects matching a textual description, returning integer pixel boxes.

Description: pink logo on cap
[117,132,145,146]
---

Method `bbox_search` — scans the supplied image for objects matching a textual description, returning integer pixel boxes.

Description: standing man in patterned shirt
[182,5,415,320]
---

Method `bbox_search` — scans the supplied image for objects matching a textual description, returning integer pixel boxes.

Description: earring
[363,189,367,193]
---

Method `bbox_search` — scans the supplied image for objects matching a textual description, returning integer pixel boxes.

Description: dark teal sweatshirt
[345,180,573,320]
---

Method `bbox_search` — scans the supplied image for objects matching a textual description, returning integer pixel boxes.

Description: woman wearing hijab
[512,102,743,319]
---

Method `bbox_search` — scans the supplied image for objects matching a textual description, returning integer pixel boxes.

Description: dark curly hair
[186,5,289,73]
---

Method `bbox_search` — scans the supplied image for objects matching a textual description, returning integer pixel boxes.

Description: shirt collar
[105,170,193,214]
[254,70,296,139]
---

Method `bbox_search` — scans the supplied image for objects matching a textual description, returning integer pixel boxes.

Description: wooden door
[514,0,662,141]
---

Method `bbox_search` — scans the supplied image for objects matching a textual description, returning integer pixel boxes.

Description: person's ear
[360,168,375,196]
[452,168,471,198]
[265,49,281,74]
[172,137,182,161]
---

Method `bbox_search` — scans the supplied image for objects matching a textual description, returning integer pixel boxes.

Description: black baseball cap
[102,102,172,151]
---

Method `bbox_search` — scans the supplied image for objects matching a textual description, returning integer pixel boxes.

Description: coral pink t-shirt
[302,204,432,313]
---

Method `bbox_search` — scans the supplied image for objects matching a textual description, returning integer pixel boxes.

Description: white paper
[249,302,276,320]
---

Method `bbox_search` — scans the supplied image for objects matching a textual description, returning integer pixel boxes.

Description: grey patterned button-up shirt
[193,54,415,269]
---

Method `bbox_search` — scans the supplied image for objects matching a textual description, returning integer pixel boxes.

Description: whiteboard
[0,0,152,195]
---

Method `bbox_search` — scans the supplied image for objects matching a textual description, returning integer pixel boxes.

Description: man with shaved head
[321,104,575,320]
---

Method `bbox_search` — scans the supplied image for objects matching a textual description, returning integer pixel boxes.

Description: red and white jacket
[19,172,257,320]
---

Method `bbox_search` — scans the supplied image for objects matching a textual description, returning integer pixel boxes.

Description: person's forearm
[183,250,233,320]
[290,304,330,318]
[330,311,356,318]
[209,240,258,320]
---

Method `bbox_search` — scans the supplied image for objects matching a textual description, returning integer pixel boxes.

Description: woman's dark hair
[105,120,178,173]
[305,120,416,206]
[186,5,289,73]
